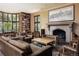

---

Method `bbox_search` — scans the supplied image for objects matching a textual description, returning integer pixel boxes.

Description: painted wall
[31,3,79,36]
[74,4,79,36]
[31,10,48,32]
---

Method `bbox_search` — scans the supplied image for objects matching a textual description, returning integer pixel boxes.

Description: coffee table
[32,38,56,46]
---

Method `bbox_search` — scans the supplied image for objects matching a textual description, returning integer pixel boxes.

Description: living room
[0,3,79,56]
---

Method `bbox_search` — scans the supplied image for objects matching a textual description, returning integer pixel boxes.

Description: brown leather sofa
[0,36,53,56]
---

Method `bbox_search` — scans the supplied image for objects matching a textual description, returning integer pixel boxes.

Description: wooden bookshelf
[20,12,31,34]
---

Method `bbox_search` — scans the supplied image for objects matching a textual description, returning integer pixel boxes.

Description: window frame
[34,15,40,32]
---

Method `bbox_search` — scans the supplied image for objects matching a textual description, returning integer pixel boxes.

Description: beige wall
[31,10,48,32]
[31,3,79,36]
[75,4,79,23]
[74,4,79,36]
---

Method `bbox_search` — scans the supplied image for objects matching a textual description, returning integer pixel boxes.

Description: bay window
[0,11,19,33]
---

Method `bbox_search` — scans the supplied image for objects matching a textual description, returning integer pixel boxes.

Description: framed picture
[48,5,75,22]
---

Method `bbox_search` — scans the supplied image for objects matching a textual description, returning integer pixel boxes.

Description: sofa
[0,36,53,56]
[11,34,33,43]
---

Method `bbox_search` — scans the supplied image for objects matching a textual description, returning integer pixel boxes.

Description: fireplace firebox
[53,29,66,42]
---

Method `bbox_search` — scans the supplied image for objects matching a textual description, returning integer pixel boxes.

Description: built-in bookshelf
[20,12,31,34]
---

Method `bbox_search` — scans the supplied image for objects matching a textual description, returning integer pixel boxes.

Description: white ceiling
[0,3,69,13]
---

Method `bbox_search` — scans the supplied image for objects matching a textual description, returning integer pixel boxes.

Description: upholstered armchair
[58,33,79,56]
[32,31,40,38]
[59,39,79,56]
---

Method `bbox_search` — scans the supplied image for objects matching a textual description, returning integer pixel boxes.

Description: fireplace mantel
[46,21,73,42]
[47,21,73,26]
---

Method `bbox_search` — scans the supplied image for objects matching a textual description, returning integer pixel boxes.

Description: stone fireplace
[47,21,73,42]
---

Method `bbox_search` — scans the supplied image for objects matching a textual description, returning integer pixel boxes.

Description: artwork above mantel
[48,5,74,22]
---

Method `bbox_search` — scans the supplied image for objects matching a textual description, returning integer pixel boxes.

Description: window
[8,14,12,21]
[0,12,19,33]
[16,14,19,32]
[0,12,2,33]
[3,22,10,32]
[12,14,17,32]
[3,13,7,21]
[34,15,41,32]
[0,22,2,33]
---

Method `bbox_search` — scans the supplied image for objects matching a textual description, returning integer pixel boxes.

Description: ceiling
[0,3,69,13]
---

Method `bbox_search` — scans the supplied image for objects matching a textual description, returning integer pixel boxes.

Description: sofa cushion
[27,35,32,38]
[22,45,32,56]
[11,37,19,40]
[1,36,11,41]
[9,40,28,49]
[8,40,32,55]
[30,44,41,53]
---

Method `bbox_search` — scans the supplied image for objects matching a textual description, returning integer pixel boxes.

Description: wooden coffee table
[32,38,56,46]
